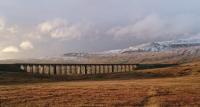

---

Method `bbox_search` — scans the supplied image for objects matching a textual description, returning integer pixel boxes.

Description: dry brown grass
[0,62,200,107]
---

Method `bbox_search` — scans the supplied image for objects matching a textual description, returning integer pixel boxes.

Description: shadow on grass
[0,68,191,85]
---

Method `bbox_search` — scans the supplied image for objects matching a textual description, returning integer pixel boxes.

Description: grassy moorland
[0,62,200,107]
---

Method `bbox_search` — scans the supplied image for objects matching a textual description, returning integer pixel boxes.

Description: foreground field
[0,62,200,107]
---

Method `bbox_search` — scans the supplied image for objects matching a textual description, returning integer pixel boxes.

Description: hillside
[62,38,200,64]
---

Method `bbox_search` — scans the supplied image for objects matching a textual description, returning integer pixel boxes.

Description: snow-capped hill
[101,49,122,54]
[123,42,168,52]
[105,38,200,54]
[59,38,200,64]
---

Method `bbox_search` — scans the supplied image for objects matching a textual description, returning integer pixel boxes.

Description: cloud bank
[20,41,34,50]
[1,46,19,53]
[108,14,200,41]
[1,13,200,58]
[37,19,92,40]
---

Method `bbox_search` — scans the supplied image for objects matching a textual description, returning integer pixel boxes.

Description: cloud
[20,41,34,50]
[6,25,18,34]
[1,46,19,53]
[108,15,164,38]
[108,14,200,42]
[38,21,54,33]
[37,19,89,40]
[0,17,19,40]
[0,17,5,31]
[0,17,18,33]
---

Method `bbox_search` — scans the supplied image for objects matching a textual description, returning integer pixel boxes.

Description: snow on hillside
[104,38,200,54]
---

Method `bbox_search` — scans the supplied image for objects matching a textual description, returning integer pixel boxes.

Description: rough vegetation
[0,61,200,107]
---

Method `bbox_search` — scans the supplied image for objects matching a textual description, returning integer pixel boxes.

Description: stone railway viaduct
[0,63,175,77]
[19,64,138,76]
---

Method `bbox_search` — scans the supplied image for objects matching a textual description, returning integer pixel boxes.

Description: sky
[0,0,200,59]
